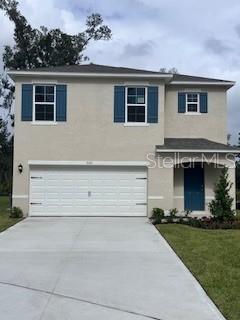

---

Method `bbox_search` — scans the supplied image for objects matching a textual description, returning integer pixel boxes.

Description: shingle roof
[171,73,232,83]
[17,64,161,75]
[10,63,233,84]
[156,138,239,151]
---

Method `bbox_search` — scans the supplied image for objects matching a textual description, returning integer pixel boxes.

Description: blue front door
[184,163,205,211]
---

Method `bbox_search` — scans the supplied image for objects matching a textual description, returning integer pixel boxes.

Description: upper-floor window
[34,85,56,122]
[126,87,147,123]
[186,93,199,113]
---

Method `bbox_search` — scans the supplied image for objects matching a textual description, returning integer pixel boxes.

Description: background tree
[159,67,178,74]
[227,133,231,145]
[0,0,111,196]
[0,0,112,111]
[0,119,13,194]
[208,167,234,221]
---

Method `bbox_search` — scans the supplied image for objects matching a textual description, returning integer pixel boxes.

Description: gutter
[170,81,235,87]
[155,149,239,154]
[7,70,173,81]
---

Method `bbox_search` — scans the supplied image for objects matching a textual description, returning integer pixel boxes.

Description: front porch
[174,162,222,214]
[148,138,238,216]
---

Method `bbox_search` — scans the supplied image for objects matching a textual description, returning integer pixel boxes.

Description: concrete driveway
[0,218,225,320]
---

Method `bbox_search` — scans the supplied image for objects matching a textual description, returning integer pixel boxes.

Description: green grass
[0,196,22,232]
[157,224,240,320]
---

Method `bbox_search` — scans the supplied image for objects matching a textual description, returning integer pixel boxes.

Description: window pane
[35,94,44,102]
[46,86,54,94]
[137,88,145,96]
[35,104,54,121]
[137,96,145,104]
[46,94,54,102]
[187,93,198,102]
[127,106,145,122]
[127,87,145,105]
[127,96,136,104]
[35,86,44,94]
[187,104,198,112]
[128,88,136,95]
[35,104,43,121]
[35,85,55,103]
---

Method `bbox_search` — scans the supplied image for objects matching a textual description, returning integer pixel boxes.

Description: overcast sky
[1,0,240,143]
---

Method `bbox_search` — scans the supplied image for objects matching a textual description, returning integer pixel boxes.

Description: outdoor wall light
[18,164,23,174]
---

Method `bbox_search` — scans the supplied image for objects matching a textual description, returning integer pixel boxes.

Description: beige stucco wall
[13,76,166,215]
[12,76,234,216]
[164,85,228,144]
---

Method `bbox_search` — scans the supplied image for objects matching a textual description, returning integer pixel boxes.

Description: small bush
[208,167,234,222]
[169,208,178,217]
[184,210,192,217]
[150,208,165,225]
[165,208,179,223]
[180,216,240,229]
[10,207,23,218]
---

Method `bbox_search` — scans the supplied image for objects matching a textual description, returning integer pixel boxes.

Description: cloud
[1,0,240,143]
[204,37,230,55]
[235,24,240,38]
[121,41,154,58]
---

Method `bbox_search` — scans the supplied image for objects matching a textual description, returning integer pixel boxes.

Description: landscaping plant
[10,206,23,218]
[208,166,234,222]
[150,208,165,224]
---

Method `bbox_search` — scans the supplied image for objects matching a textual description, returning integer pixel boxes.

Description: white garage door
[29,166,147,216]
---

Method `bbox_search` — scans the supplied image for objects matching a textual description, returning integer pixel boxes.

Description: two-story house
[8,64,238,217]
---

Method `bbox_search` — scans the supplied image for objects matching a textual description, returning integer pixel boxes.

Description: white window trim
[185,92,200,115]
[32,84,56,124]
[124,123,149,127]
[125,86,148,125]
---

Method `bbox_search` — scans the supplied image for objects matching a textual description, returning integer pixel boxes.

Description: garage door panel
[46,193,59,199]
[30,166,147,216]
[31,192,45,200]
[75,193,89,199]
[75,181,89,187]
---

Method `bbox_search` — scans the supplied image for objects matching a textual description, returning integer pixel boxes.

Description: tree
[0,0,112,111]
[208,167,234,221]
[0,0,111,196]
[0,118,13,194]
[227,133,231,145]
[0,72,15,118]
[159,67,178,74]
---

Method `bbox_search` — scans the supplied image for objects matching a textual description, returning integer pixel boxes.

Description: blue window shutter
[147,86,158,123]
[56,85,67,121]
[178,92,186,113]
[114,86,125,122]
[200,92,208,113]
[21,84,33,121]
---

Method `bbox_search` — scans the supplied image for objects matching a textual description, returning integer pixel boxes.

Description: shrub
[208,167,234,221]
[184,210,192,217]
[235,210,240,221]
[166,208,179,222]
[150,208,165,225]
[169,208,178,217]
[181,216,240,229]
[10,206,23,218]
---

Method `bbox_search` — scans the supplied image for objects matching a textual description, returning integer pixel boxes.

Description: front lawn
[0,196,22,232]
[157,224,240,320]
